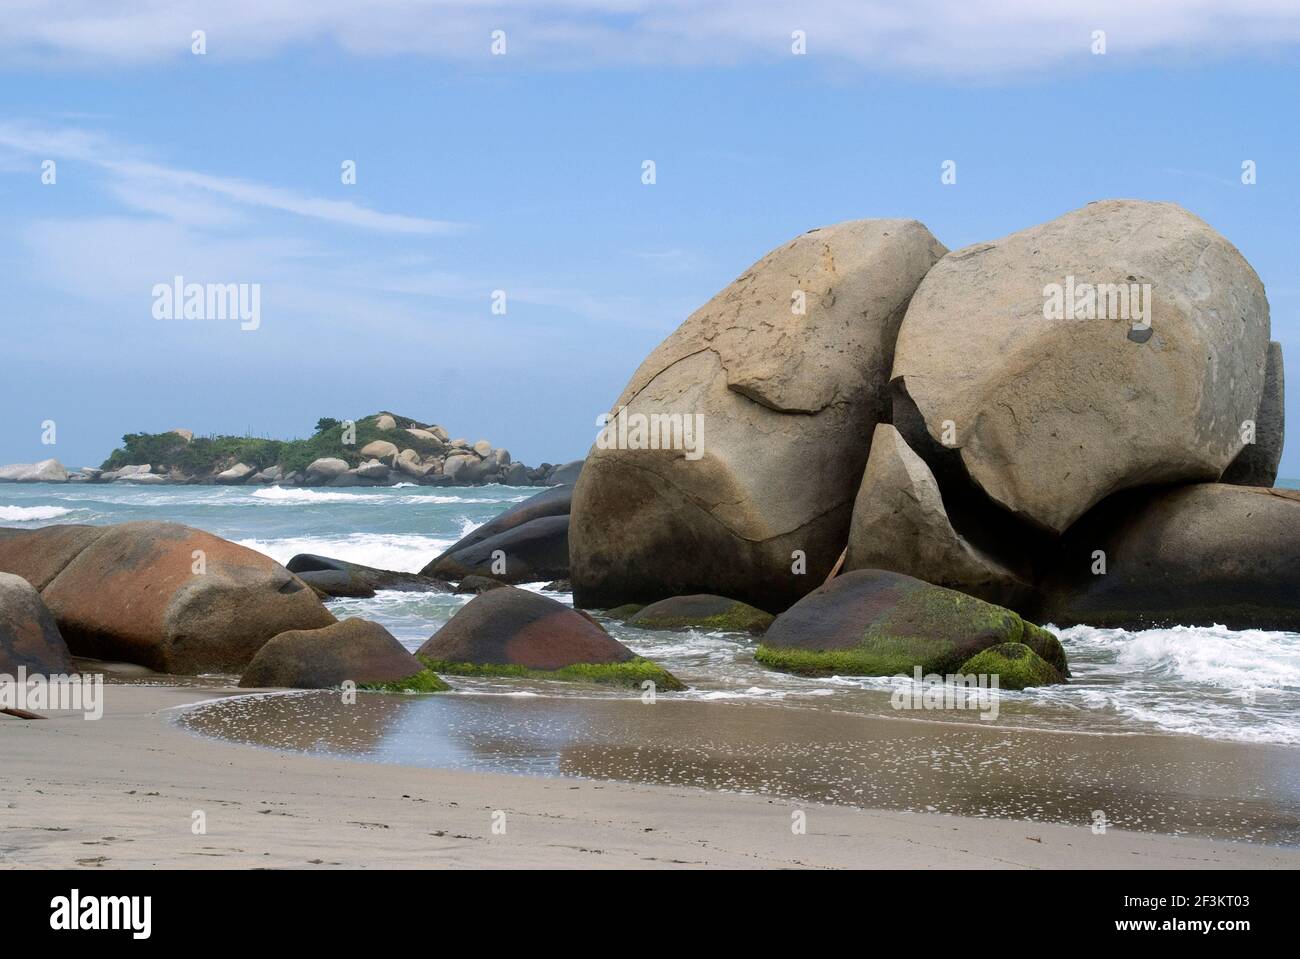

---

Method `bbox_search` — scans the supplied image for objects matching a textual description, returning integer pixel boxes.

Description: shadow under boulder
[1038,484,1300,631]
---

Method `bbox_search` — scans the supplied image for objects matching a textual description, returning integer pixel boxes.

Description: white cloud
[0,1,1298,75]
[0,121,461,234]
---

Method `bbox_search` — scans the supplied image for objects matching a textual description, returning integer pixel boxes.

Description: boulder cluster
[570,199,1294,665]
[0,516,679,694]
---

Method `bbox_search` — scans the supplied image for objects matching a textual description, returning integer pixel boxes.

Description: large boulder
[422,514,569,585]
[0,572,72,675]
[627,594,773,635]
[214,462,255,485]
[416,587,682,689]
[239,618,447,691]
[0,522,336,674]
[286,554,452,596]
[1038,484,1300,631]
[360,440,399,460]
[1222,341,1285,488]
[305,457,349,482]
[0,459,68,483]
[755,568,1067,680]
[374,413,397,431]
[844,424,1030,608]
[892,199,1270,535]
[547,459,583,486]
[571,219,947,612]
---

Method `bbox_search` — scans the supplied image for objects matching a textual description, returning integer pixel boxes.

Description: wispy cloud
[0,121,461,234]
[0,1,1298,76]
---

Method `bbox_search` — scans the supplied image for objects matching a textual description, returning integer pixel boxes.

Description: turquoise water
[4,480,1300,745]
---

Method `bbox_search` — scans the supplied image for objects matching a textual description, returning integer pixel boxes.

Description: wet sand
[3,681,1298,869]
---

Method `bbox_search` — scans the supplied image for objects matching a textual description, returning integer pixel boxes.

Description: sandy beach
[2,682,1297,870]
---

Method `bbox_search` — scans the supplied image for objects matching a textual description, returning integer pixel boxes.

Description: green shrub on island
[100,412,448,477]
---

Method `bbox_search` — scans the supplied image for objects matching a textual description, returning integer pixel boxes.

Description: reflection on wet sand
[177,688,1300,846]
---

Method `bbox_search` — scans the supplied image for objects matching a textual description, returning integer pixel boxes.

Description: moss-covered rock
[755,568,1069,679]
[958,642,1065,690]
[601,603,646,620]
[628,594,774,635]
[360,668,451,693]
[417,656,683,691]
[416,587,683,690]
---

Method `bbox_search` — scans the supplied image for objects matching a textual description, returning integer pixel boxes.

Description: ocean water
[4,480,1300,747]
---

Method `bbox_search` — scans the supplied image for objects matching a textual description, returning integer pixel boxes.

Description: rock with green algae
[416,586,683,690]
[628,594,774,635]
[755,568,1067,679]
[958,642,1065,690]
[600,603,646,620]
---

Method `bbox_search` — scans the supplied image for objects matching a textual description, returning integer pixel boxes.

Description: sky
[0,1,1297,476]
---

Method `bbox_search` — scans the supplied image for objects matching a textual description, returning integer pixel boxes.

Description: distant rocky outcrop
[0,459,68,483]
[0,411,581,489]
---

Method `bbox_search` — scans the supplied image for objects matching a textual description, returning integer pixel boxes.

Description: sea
[3,479,1298,747]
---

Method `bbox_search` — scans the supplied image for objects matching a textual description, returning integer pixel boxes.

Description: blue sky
[0,2,1297,476]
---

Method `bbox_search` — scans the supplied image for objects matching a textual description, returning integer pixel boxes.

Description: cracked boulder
[844,424,1031,608]
[892,200,1270,534]
[571,219,946,612]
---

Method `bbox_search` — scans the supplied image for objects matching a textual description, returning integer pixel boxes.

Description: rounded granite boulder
[240,618,447,691]
[417,586,682,689]
[0,572,72,675]
[628,594,774,635]
[756,568,1066,680]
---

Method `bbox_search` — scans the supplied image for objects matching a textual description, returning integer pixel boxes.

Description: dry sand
[2,683,1298,869]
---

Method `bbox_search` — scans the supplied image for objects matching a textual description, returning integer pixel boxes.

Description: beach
[3,681,1298,870]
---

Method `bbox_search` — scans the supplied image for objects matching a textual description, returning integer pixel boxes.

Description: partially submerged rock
[571,218,946,612]
[1038,484,1300,631]
[416,587,682,689]
[286,554,452,596]
[628,594,773,635]
[0,458,68,483]
[958,642,1065,691]
[423,514,570,585]
[239,618,447,691]
[0,572,72,675]
[756,569,1066,680]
